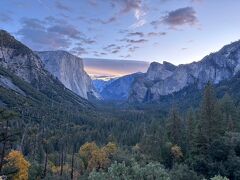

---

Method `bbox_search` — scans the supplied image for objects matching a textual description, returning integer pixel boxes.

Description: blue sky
[1,0,240,65]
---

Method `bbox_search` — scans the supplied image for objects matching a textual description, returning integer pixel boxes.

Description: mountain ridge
[129,39,240,102]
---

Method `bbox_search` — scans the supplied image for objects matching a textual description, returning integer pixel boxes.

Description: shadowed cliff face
[129,40,240,103]
[37,51,99,99]
[0,29,91,108]
[0,30,47,86]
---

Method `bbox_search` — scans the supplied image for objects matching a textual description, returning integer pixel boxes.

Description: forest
[0,82,240,180]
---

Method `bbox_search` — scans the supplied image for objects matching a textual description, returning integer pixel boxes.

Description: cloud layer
[151,7,198,29]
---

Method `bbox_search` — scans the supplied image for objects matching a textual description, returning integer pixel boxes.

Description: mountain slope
[37,51,98,99]
[93,78,116,93]
[100,73,143,101]
[0,29,90,107]
[129,40,240,102]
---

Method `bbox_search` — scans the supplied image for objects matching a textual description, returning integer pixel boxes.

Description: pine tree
[194,83,221,155]
[0,109,18,173]
[186,109,195,156]
[219,93,238,132]
[166,106,183,146]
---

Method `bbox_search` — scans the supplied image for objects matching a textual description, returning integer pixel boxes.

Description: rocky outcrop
[37,51,98,99]
[0,30,47,87]
[129,40,240,102]
[0,74,26,96]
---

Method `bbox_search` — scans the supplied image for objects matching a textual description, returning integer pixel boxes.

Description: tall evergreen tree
[0,109,18,174]
[186,109,195,156]
[166,106,183,147]
[219,93,238,132]
[194,83,221,155]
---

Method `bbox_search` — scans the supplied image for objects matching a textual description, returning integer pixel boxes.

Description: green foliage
[88,161,170,180]
[1,66,240,180]
[210,175,229,180]
[170,164,200,180]
[166,107,183,147]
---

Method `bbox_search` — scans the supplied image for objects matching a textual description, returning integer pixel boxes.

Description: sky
[1,0,240,67]
[83,58,149,79]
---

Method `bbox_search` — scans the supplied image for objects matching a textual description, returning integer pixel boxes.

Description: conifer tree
[0,109,18,173]
[194,83,220,155]
[166,107,183,147]
[186,109,195,156]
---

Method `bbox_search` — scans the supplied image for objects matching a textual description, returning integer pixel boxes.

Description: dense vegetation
[0,68,240,180]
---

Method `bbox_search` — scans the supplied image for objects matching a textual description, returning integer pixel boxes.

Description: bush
[170,164,200,180]
[88,161,170,180]
[210,175,229,180]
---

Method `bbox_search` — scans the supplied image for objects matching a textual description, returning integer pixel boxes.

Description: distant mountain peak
[163,61,177,71]
[129,39,240,102]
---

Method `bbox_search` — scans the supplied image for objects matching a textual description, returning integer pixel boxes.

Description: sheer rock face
[37,51,98,99]
[0,30,51,88]
[129,40,240,102]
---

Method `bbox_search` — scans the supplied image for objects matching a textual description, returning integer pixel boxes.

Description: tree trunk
[71,149,74,179]
[42,151,48,178]
[60,146,64,176]
[0,120,8,173]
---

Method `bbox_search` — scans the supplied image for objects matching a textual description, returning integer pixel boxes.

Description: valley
[0,29,240,180]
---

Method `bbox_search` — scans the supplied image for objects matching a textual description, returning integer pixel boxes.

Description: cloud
[163,7,197,26]
[127,32,144,37]
[151,7,198,28]
[18,28,71,50]
[47,24,82,39]
[130,18,146,28]
[85,0,147,27]
[112,49,119,54]
[17,18,71,50]
[147,32,167,37]
[103,44,117,50]
[45,16,67,24]
[71,46,88,56]
[83,58,150,78]
[126,39,148,44]
[103,44,122,54]
[109,0,147,28]
[128,46,139,52]
[0,13,12,23]
[92,51,101,57]
[90,16,117,24]
[117,0,143,14]
[80,38,96,45]
[20,18,45,29]
[120,54,131,58]
[88,0,98,6]
[55,1,72,12]
[46,17,97,46]
[17,17,95,51]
